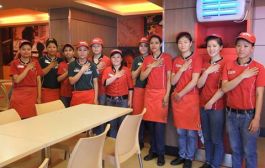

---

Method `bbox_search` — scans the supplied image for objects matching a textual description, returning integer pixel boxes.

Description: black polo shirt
[131,56,147,88]
[39,55,63,89]
[68,60,99,91]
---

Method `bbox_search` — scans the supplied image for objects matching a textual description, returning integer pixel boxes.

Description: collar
[19,58,31,65]
[45,55,57,61]
[152,52,162,60]
[182,52,193,61]
[93,54,103,65]
[76,59,88,66]
[210,57,223,65]
[112,65,123,73]
[236,57,252,66]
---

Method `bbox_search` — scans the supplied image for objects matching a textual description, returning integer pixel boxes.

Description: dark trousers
[146,121,166,155]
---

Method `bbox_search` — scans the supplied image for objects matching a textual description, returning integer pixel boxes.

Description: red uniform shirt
[200,59,225,110]
[102,66,133,96]
[10,59,43,88]
[57,61,72,97]
[89,55,111,95]
[222,59,265,109]
[141,53,172,89]
[172,52,202,94]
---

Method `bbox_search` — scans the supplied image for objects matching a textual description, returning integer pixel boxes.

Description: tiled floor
[5,137,265,168]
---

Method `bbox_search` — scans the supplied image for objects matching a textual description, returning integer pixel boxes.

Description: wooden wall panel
[49,19,69,48]
[164,0,196,10]
[164,8,196,43]
[117,16,144,47]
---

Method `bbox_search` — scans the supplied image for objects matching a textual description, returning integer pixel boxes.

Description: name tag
[175,64,182,68]
[74,68,80,72]
[44,59,51,64]
[137,62,142,66]
[84,70,92,75]
[17,65,24,68]
[228,70,236,75]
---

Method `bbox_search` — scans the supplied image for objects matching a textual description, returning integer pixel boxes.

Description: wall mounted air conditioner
[196,0,248,22]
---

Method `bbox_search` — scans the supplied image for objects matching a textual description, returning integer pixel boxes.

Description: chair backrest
[67,124,110,168]
[35,100,65,115]
[38,158,49,168]
[115,109,146,163]
[0,108,21,125]
[0,83,9,111]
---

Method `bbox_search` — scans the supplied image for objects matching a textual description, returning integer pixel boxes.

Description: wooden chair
[39,158,49,168]
[0,83,9,111]
[0,108,21,125]
[103,109,146,168]
[35,100,65,115]
[53,124,110,168]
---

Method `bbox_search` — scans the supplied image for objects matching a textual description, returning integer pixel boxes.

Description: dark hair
[176,32,192,43]
[235,38,255,46]
[62,44,74,52]
[22,27,34,43]
[149,34,162,44]
[205,35,223,46]
[46,38,58,47]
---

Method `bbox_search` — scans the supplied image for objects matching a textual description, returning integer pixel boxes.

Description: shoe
[157,155,165,166]
[183,159,192,168]
[144,153,158,161]
[170,157,185,165]
[199,162,212,168]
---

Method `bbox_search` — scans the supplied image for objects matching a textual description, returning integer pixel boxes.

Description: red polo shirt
[102,66,133,96]
[141,53,172,89]
[200,59,225,110]
[172,52,202,95]
[10,59,43,88]
[58,61,72,97]
[222,59,265,109]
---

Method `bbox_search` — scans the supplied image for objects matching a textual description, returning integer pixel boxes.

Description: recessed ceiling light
[0,5,3,8]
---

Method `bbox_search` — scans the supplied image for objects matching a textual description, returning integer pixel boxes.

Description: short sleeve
[35,61,44,76]
[256,64,265,87]
[39,57,46,68]
[222,63,229,81]
[131,57,139,71]
[10,61,18,76]
[68,62,75,77]
[126,68,134,89]
[57,62,65,75]
[91,63,99,78]
[165,54,172,71]
[192,54,202,73]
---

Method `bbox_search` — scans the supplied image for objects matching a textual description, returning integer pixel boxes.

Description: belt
[226,107,255,114]
[106,95,128,100]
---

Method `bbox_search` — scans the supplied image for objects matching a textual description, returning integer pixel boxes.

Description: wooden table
[0,104,132,167]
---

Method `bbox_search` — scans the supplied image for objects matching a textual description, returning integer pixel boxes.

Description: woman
[222,32,265,168]
[140,34,172,166]
[102,49,133,138]
[131,37,149,149]
[197,34,225,168]
[57,44,75,107]
[68,41,98,106]
[90,37,111,105]
[39,38,63,103]
[170,32,202,168]
[10,40,42,119]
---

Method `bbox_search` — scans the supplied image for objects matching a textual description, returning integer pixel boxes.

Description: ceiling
[0,0,163,26]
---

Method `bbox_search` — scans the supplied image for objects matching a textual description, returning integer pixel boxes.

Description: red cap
[236,32,256,44]
[110,49,122,57]
[76,41,89,49]
[139,37,149,44]
[19,40,32,48]
[90,37,104,46]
